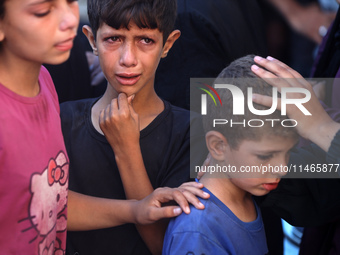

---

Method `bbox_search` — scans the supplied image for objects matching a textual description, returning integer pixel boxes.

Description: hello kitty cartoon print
[28,151,69,255]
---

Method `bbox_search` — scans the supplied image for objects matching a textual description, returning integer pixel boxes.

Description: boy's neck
[200,172,257,222]
[91,85,164,134]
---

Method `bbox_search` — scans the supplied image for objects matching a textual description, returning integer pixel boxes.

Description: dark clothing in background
[155,0,267,111]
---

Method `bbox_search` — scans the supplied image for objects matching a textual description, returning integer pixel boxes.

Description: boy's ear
[82,25,98,55]
[205,131,228,161]
[161,29,181,58]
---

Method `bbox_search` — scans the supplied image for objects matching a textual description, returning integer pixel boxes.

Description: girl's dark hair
[87,0,177,43]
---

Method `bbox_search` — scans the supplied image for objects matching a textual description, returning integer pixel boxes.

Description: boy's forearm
[115,144,167,254]
[114,143,154,198]
[67,190,137,231]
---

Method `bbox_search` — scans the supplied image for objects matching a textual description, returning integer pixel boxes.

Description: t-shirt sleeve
[163,232,230,255]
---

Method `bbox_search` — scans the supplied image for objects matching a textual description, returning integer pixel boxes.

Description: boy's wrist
[119,199,139,225]
[114,143,142,164]
[130,199,148,225]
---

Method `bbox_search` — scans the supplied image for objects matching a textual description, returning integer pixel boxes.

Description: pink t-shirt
[0,66,69,255]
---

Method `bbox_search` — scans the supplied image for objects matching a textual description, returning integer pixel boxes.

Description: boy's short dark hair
[87,0,177,43]
[203,55,298,149]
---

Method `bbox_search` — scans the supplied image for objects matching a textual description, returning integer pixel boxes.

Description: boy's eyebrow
[253,149,281,154]
[101,31,159,36]
[29,0,54,6]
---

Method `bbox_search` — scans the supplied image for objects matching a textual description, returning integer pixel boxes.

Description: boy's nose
[60,2,80,31]
[119,43,138,67]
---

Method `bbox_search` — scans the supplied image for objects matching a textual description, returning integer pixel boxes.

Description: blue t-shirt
[163,187,268,255]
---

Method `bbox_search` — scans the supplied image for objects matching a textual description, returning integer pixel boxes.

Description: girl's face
[0,0,79,65]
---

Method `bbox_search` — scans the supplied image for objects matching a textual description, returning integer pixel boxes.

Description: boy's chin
[251,188,271,197]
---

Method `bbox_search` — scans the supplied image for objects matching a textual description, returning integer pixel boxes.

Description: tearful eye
[106,36,120,42]
[142,38,154,44]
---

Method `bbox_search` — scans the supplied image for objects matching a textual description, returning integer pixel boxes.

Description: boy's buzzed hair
[203,55,298,149]
[87,0,177,43]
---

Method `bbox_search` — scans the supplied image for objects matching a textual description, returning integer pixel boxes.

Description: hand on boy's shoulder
[134,182,209,224]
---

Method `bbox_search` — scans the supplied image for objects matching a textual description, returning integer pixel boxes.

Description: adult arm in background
[252,56,340,151]
[266,0,336,44]
[252,56,340,226]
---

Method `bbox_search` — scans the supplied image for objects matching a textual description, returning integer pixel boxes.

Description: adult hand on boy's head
[251,56,340,151]
[99,93,140,155]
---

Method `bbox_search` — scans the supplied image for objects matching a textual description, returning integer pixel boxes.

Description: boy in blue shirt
[163,55,299,255]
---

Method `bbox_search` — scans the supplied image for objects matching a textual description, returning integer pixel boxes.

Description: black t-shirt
[60,98,207,255]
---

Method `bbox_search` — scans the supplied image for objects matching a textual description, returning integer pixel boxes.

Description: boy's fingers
[178,186,210,199]
[127,94,135,105]
[170,190,191,214]
[99,104,111,125]
[152,188,190,213]
[117,93,129,110]
[179,190,205,211]
[127,94,138,118]
[108,98,119,116]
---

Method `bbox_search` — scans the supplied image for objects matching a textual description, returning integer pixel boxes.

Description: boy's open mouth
[116,73,141,85]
